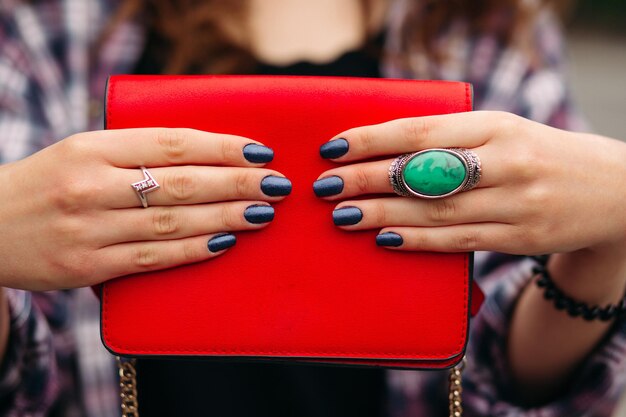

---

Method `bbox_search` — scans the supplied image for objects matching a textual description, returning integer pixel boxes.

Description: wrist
[548,248,626,307]
[584,134,626,252]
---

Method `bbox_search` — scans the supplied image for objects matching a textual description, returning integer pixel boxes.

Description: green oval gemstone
[402,150,466,196]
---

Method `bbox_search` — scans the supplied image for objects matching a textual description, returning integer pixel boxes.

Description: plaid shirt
[1,0,625,416]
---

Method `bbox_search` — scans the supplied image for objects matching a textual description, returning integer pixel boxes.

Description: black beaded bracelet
[531,255,626,322]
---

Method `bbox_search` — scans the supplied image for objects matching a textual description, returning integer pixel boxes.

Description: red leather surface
[101,75,476,369]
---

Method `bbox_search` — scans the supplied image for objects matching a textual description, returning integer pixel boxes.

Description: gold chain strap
[117,357,139,417]
[448,357,466,417]
[116,355,464,417]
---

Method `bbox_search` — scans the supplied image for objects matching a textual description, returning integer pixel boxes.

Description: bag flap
[101,75,475,369]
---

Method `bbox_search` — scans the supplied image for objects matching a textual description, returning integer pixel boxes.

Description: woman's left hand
[314,111,626,256]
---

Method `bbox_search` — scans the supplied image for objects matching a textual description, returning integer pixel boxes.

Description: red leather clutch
[101,75,482,370]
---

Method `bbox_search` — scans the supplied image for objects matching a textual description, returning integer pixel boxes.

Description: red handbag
[101,75,483,372]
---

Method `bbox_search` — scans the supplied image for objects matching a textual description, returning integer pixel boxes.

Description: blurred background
[564,0,626,140]
[563,3,626,414]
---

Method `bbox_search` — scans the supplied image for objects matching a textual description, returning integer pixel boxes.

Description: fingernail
[320,138,349,159]
[376,232,403,247]
[261,176,292,196]
[313,176,344,197]
[243,143,274,163]
[208,233,236,253]
[244,204,275,224]
[332,206,362,226]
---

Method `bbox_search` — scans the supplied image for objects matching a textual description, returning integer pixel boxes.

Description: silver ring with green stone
[388,148,482,199]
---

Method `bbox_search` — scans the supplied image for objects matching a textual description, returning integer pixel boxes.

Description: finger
[375,224,518,253]
[331,189,515,230]
[313,160,392,198]
[314,146,500,200]
[95,202,275,245]
[104,166,291,208]
[91,128,274,168]
[321,111,504,162]
[98,233,236,279]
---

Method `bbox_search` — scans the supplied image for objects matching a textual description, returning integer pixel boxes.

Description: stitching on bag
[107,80,115,129]
[107,78,114,129]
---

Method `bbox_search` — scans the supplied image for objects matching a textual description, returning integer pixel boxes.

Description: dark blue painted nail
[332,206,362,226]
[208,233,236,253]
[376,232,403,247]
[261,176,292,196]
[244,204,275,224]
[243,143,274,163]
[313,176,344,197]
[320,138,349,159]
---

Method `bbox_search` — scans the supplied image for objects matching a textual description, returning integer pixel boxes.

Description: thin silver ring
[131,166,160,208]
[388,148,482,199]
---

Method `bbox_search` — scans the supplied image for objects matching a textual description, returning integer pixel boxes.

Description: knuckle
[165,171,196,201]
[181,240,200,262]
[495,112,523,136]
[509,156,531,180]
[403,118,431,145]
[220,137,241,162]
[372,201,387,225]
[131,246,161,269]
[155,128,189,162]
[69,256,97,284]
[152,208,181,236]
[453,232,479,251]
[51,216,83,241]
[522,184,551,208]
[50,249,95,285]
[427,198,456,223]
[220,205,241,230]
[356,128,376,155]
[353,168,371,194]
[411,232,431,249]
[508,145,539,181]
[59,134,90,157]
[234,170,256,197]
[54,178,96,212]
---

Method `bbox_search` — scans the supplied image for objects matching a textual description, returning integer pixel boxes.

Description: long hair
[102,0,548,74]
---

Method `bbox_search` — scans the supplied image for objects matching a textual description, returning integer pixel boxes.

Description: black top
[137,359,386,417]
[254,35,383,78]
[133,32,387,417]
[133,30,384,78]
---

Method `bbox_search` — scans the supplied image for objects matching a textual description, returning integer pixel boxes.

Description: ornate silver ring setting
[131,166,160,208]
[388,148,482,199]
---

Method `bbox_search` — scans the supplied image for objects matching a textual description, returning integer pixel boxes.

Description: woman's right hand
[0,128,290,290]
